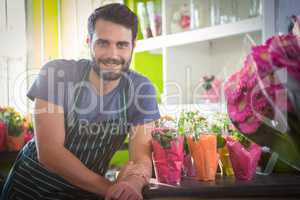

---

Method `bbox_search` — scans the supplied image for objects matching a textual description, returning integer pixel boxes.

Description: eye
[95,39,108,48]
[117,42,129,49]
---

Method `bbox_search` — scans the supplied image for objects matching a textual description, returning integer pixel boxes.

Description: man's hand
[117,161,150,184]
[105,181,143,200]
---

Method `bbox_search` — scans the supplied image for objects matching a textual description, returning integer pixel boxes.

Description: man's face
[90,19,134,81]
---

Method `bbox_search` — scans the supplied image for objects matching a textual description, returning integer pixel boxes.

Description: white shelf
[134,16,262,53]
[159,103,227,118]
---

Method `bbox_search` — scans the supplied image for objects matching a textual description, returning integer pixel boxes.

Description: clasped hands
[105,161,150,200]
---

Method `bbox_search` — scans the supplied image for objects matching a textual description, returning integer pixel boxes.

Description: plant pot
[226,136,262,180]
[6,131,25,151]
[188,134,218,181]
[152,136,184,185]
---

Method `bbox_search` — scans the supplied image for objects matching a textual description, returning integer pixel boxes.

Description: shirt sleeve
[128,78,161,126]
[27,60,67,107]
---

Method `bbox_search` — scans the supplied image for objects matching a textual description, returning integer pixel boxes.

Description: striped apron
[1,66,130,200]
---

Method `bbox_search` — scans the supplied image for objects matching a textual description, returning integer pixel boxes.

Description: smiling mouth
[101,63,121,70]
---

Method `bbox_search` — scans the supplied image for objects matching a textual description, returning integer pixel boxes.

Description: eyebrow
[95,38,130,46]
[95,38,109,44]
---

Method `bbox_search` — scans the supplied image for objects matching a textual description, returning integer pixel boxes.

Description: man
[1,3,160,200]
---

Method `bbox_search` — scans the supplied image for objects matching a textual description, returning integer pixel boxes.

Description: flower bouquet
[224,28,300,172]
[152,118,184,185]
[179,111,218,181]
[0,106,25,151]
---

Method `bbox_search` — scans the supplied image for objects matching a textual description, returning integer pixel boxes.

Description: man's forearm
[38,146,112,196]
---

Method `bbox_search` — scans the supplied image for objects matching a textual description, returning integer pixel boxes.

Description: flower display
[225,28,300,172]
[0,107,24,137]
[0,106,34,151]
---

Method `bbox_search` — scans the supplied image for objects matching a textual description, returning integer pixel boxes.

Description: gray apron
[1,65,130,200]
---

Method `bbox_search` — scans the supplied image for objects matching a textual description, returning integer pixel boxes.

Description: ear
[86,35,91,46]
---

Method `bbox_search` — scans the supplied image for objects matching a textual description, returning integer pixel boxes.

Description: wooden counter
[143,174,300,200]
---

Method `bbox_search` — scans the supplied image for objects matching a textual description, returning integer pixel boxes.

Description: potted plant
[152,116,184,185]
[181,111,218,181]
[0,107,25,151]
[225,131,262,180]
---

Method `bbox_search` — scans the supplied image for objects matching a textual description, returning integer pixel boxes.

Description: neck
[89,68,121,96]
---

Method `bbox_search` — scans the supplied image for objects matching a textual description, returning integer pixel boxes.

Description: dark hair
[88,3,138,42]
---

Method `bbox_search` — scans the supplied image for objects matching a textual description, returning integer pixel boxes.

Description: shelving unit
[133,0,265,111]
[135,16,262,52]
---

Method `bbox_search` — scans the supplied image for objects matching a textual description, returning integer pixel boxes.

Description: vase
[152,136,184,185]
[188,134,218,181]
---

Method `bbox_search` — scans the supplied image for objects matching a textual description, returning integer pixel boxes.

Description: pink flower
[252,45,273,78]
[238,115,261,134]
[224,73,244,104]
[268,35,300,81]
[225,34,300,135]
[227,99,253,123]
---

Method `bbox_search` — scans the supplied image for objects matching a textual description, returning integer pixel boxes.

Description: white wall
[164,31,262,105]
[164,41,210,104]
[61,0,124,60]
[0,0,27,113]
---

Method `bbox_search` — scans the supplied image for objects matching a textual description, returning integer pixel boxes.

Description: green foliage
[177,111,208,140]
[0,107,24,137]
[232,131,251,149]
[152,128,178,149]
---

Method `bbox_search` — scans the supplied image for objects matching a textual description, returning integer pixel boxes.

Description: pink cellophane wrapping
[152,136,184,185]
[226,137,262,180]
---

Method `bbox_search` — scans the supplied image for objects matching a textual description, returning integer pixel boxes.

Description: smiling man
[1,4,160,200]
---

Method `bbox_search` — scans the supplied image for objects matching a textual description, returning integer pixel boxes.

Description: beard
[92,57,131,81]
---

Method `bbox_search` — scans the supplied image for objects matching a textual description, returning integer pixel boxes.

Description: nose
[106,45,119,60]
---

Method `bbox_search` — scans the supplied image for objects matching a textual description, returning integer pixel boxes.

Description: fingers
[105,184,125,200]
[113,186,125,199]
[105,181,143,200]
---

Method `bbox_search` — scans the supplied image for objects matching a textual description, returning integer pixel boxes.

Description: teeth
[102,64,120,70]
[105,64,119,68]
